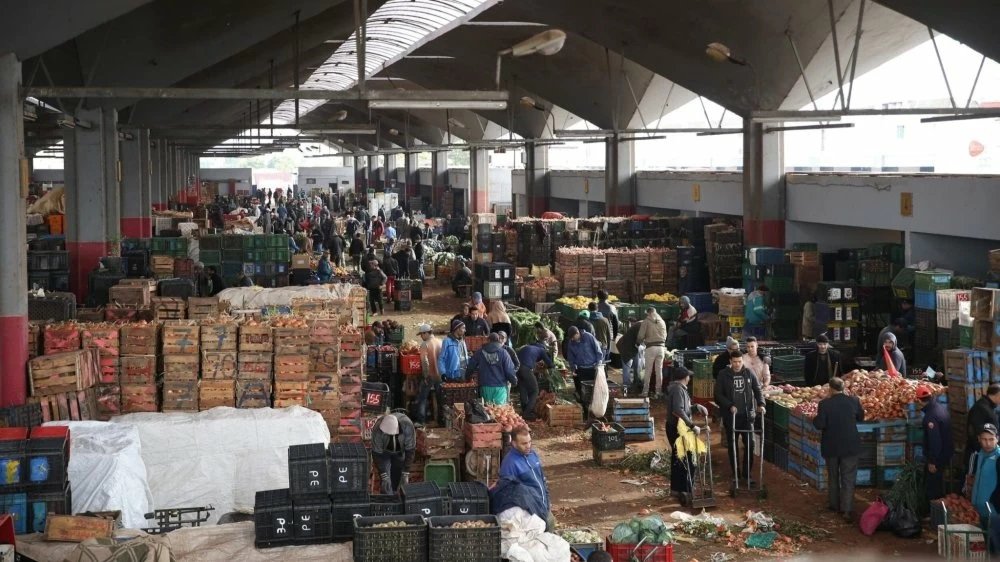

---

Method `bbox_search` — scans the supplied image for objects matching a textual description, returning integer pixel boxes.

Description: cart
[729,411,767,499]
[937,501,991,559]
[679,423,716,509]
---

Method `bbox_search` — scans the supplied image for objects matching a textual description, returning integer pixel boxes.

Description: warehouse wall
[637,171,743,216]
[199,168,252,184]
[296,166,354,194]
[785,221,902,252]
[908,232,999,277]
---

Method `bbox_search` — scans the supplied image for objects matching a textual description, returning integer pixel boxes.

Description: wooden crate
[120,355,157,385]
[162,380,199,411]
[274,354,310,382]
[238,352,273,379]
[104,306,139,323]
[121,384,158,413]
[161,321,200,354]
[309,318,340,344]
[546,403,578,427]
[161,354,199,381]
[151,256,175,276]
[94,383,122,420]
[43,324,81,355]
[199,322,238,352]
[30,387,99,423]
[239,325,273,352]
[310,343,339,372]
[417,427,465,459]
[120,324,158,355]
[108,285,151,308]
[236,379,271,409]
[593,446,627,467]
[151,297,186,321]
[44,515,115,542]
[199,380,235,410]
[273,327,310,355]
[77,308,104,323]
[29,349,100,396]
[274,381,308,408]
[972,288,1000,320]
[28,323,41,359]
[187,297,221,320]
[202,351,238,379]
[973,320,999,351]
[97,356,120,385]
[464,422,502,450]
[307,374,339,410]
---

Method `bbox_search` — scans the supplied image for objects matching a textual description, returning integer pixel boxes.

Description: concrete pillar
[120,128,151,237]
[150,139,161,208]
[0,53,28,405]
[468,147,489,215]
[367,155,380,190]
[431,150,448,215]
[173,146,183,202]
[384,154,398,192]
[742,121,786,247]
[404,152,420,203]
[353,155,366,193]
[605,135,636,216]
[525,142,550,217]
[64,106,119,303]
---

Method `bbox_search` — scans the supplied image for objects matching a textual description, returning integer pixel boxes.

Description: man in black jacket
[813,377,865,522]
[712,337,741,379]
[967,384,1000,472]
[714,350,764,485]
[803,335,842,387]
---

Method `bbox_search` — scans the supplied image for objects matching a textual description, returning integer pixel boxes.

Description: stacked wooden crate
[108,279,154,308]
[120,323,158,413]
[273,323,311,408]
[200,318,239,410]
[151,256,174,278]
[187,297,221,320]
[161,321,199,412]
[789,250,822,297]
[944,348,992,455]
[337,329,366,443]
[151,297,186,321]
[28,346,100,423]
[81,324,122,419]
[238,322,273,408]
[309,318,341,436]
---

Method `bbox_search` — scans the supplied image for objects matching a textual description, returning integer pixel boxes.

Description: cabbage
[611,523,635,544]
[641,515,665,533]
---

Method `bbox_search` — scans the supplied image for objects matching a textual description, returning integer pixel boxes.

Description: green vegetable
[611,523,635,544]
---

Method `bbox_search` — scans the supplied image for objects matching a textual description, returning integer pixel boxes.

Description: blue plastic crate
[914,289,936,310]
[787,460,801,476]
[856,467,875,487]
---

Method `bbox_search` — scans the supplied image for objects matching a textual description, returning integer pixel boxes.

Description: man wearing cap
[813,377,865,522]
[414,324,442,425]
[517,341,554,422]
[803,335,841,387]
[966,424,1000,551]
[918,384,953,501]
[713,337,741,379]
[967,384,1000,472]
[467,333,518,405]
[465,307,491,337]
[588,302,613,358]
[565,326,604,404]
[370,411,417,495]
[533,322,559,360]
[574,310,595,336]
[638,306,668,399]
[438,319,470,382]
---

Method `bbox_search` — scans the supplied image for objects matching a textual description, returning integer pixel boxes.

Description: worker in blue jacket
[918,384,953,501]
[466,333,518,405]
[565,326,604,405]
[437,319,469,382]
[492,425,553,530]
[516,342,554,421]
[966,424,1000,554]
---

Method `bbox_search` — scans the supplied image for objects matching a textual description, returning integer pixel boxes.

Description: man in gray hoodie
[875,331,907,375]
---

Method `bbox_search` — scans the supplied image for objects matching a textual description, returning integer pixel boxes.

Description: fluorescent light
[308,128,377,134]
[404,55,455,60]
[753,115,841,123]
[920,113,1000,124]
[369,100,507,110]
[764,123,854,133]
[464,21,546,27]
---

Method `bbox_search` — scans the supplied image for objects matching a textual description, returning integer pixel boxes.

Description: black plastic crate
[123,251,150,277]
[362,382,390,413]
[590,422,626,451]
[353,515,428,562]
[28,237,66,252]
[0,428,28,489]
[157,278,195,299]
[370,494,404,516]
[50,272,70,292]
[0,403,42,429]
[27,251,69,272]
[288,443,331,498]
[293,496,333,544]
[26,483,71,533]
[254,488,294,548]
[402,482,444,518]
[332,493,370,540]
[329,443,370,496]
[427,515,501,562]
[446,482,489,516]
[26,426,69,490]
[88,271,126,307]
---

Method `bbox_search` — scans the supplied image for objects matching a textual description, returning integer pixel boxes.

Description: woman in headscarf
[488,300,512,339]
[469,292,487,316]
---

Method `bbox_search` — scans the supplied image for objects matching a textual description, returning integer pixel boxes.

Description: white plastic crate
[937,523,987,560]
[938,290,972,329]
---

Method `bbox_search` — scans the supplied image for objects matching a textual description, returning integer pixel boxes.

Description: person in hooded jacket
[517,342,553,422]
[666,367,709,497]
[370,412,417,494]
[574,310,595,336]
[487,300,512,338]
[493,425,553,530]
[966,424,1000,553]
[596,290,620,338]
[437,319,469,382]
[565,326,604,404]
[714,350,765,485]
[875,331,907,375]
[966,384,1000,473]
[917,384,953,501]
[588,302,613,357]
[467,333,518,404]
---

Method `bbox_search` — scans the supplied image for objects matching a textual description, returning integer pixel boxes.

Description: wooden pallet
[202,351,237,379]
[187,297,221,320]
[151,297,186,321]
[199,322,238,352]
[29,349,100,396]
[162,354,199,381]
[120,324,158,355]
[31,387,99,423]
[593,446,627,466]
[273,327,310,355]
[162,380,199,411]
[236,379,271,408]
[239,325,273,352]
[274,354,310,382]
[546,403,578,427]
[238,352,273,379]
[199,380,235,410]
[121,384,158,413]
[464,422,503,450]
[43,324,81,355]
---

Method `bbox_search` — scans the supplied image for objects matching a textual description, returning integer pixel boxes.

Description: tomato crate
[161,354,199,381]
[186,297,220,320]
[274,355,310,382]
[308,319,340,344]
[201,351,237,380]
[29,349,100,396]
[97,356,119,384]
[339,333,365,356]
[199,322,238,352]
[238,352,273,379]
[30,387,99,423]
[272,327,310,355]
[162,380,199,412]
[119,355,156,385]
[151,297,186,321]
[307,375,338,409]
[120,324,158,355]
[199,380,235,410]
[310,343,339,372]
[120,384,157,413]
[464,422,502,450]
[93,384,121,420]
[43,324,81,355]
[239,325,273,352]
[400,354,422,376]
[236,379,271,409]
[81,326,120,357]
[161,321,200,354]
[274,382,308,408]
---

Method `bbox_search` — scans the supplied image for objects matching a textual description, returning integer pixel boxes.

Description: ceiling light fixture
[332,109,348,121]
[705,42,747,66]
[519,96,546,112]
[496,29,567,88]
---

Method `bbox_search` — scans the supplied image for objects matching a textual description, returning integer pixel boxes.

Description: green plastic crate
[959,325,973,348]
[424,459,457,487]
[222,249,243,263]
[692,358,713,379]
[914,270,952,292]
[199,235,222,251]
[791,243,818,252]
[200,250,221,266]
[770,402,790,429]
[267,234,288,248]
[763,275,794,294]
[222,235,244,250]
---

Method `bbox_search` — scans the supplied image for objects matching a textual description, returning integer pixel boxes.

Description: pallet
[238,352,273,379]
[199,322,238,352]
[272,327,310,355]
[187,297,221,320]
[593,447,628,467]
[29,349,100,396]
[162,380,199,411]
[161,321,201,355]
[121,384,158,413]
[239,325,273,352]
[199,380,235,410]
[464,422,503,450]
[151,297,186,321]
[162,354,199,381]
[120,324,158,356]
[274,354,310,382]
[236,379,271,408]
[546,403,578,428]
[43,324,81,355]
[274,381,308,408]
[30,387,99,422]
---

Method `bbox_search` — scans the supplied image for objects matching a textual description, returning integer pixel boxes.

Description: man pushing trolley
[714,349,766,497]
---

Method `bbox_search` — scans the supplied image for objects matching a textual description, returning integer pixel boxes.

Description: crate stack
[971,288,1000,358]
[27,238,69,292]
[272,324,311,410]
[120,324,159,413]
[763,402,790,471]
[108,278,155,313]
[0,426,74,535]
[473,262,515,302]
[308,318,341,435]
[331,443,372,540]
[770,352,806,385]
[150,238,188,280]
[787,245,822,299]
[337,330,366,443]
[813,282,860,348]
[555,249,591,298]
[716,290,746,340]
[81,324,122,420]
[611,398,653,442]
[28,323,100,423]
[705,224,743,290]
[160,321,200,412]
[463,421,502,481]
[200,318,239,410]
[238,322,274,409]
[944,349,991,459]
[690,358,714,405]
[874,422,908,488]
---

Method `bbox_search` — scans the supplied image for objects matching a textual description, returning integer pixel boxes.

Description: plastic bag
[589,365,609,418]
[859,497,890,536]
[465,400,492,424]
[889,505,922,538]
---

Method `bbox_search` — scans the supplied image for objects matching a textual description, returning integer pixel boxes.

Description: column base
[0,315,28,406]
[607,204,636,217]
[121,217,152,238]
[470,189,489,215]
[743,219,786,247]
[67,241,111,303]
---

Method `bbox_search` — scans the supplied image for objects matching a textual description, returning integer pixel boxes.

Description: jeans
[825,455,859,514]
[368,287,383,314]
[642,346,666,396]
[724,413,757,480]
[518,367,539,420]
[414,380,442,424]
[373,450,405,494]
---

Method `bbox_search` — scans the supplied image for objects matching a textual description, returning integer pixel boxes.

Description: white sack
[112,406,330,522]
[498,507,570,562]
[589,364,610,418]
[216,283,358,310]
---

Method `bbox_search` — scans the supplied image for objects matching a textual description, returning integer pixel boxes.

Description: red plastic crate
[400,354,422,376]
[605,540,673,562]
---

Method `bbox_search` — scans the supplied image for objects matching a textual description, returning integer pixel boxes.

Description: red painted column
[742,121,786,247]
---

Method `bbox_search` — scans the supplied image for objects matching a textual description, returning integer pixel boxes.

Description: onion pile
[776,369,944,421]
[271,317,309,328]
[399,340,420,355]
[485,404,525,432]
[937,494,981,525]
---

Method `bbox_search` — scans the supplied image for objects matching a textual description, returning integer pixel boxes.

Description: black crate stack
[0,426,73,535]
[27,238,69,293]
[473,262,515,302]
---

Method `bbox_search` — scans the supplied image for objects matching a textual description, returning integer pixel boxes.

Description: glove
[401,472,411,486]
[693,425,702,435]
[696,404,709,417]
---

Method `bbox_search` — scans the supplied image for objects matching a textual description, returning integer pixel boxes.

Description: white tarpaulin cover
[111,406,330,520]
[217,284,358,310]
[498,507,570,562]
[42,421,153,529]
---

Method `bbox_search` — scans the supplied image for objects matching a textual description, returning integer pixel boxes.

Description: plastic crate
[370,494,404,517]
[402,482,445,518]
[605,539,673,562]
[26,483,71,533]
[353,515,428,562]
[425,459,457,487]
[254,488,294,548]
[877,442,906,466]
[914,289,937,310]
[26,426,69,489]
[293,495,333,544]
[332,493,371,540]
[447,482,489,516]
[877,466,904,488]
[329,443,370,496]
[591,422,626,451]
[0,492,27,534]
[362,382,390,413]
[288,442,331,498]
[427,515,501,562]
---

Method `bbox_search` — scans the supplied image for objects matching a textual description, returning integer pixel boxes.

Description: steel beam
[752,107,1000,119]
[24,87,509,102]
